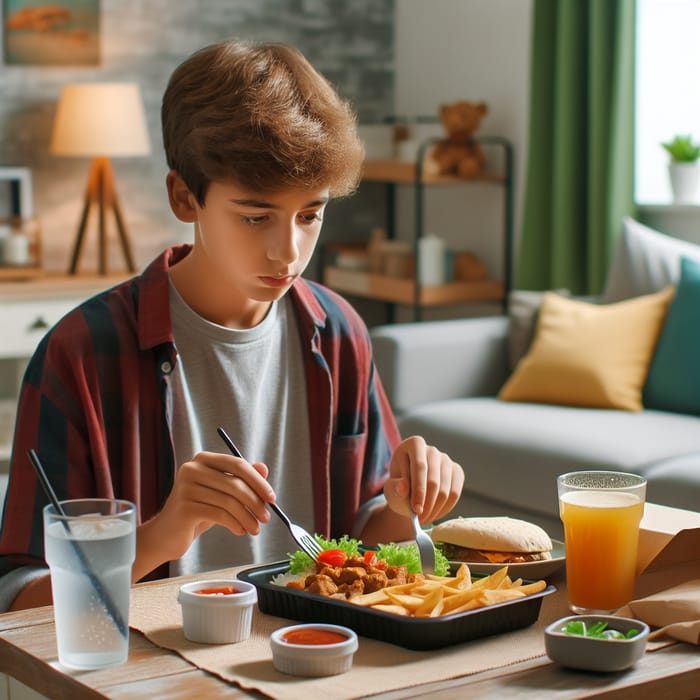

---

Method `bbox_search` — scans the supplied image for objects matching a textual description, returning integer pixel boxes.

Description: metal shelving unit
[323,134,514,322]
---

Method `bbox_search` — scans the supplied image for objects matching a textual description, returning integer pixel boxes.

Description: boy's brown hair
[162,39,364,204]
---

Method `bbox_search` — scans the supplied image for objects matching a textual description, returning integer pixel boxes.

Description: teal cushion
[643,256,700,415]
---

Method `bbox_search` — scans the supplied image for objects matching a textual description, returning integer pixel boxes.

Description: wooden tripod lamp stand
[50,83,151,275]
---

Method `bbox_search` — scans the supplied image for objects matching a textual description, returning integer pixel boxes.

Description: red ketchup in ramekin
[281,627,349,645]
[194,586,241,595]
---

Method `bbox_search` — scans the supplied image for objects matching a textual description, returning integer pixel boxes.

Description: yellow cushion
[498,287,674,411]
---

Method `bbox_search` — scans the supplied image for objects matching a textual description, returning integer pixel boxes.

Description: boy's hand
[136,451,275,571]
[383,436,464,524]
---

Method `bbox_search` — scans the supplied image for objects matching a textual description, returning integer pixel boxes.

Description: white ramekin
[270,623,359,677]
[178,578,257,644]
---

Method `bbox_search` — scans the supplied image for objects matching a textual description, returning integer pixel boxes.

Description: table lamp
[50,82,151,275]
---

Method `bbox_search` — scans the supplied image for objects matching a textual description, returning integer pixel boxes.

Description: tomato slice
[317,548,348,567]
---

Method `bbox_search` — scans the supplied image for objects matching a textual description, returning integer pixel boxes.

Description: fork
[267,501,322,561]
[410,506,436,576]
[216,427,322,561]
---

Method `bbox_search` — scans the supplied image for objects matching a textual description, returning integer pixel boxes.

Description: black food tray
[238,561,556,651]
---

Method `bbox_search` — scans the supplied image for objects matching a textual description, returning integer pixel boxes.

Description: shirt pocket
[329,431,368,535]
[330,430,367,465]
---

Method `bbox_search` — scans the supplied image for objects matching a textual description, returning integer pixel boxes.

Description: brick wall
[0,0,394,273]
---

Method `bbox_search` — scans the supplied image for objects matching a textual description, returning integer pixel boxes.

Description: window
[635,0,700,204]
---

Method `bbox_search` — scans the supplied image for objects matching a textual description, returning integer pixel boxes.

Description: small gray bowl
[545,615,649,672]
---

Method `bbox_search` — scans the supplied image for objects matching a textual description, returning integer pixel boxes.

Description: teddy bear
[429,101,488,178]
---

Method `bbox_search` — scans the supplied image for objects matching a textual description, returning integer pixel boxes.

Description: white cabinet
[0,298,79,359]
[0,275,127,461]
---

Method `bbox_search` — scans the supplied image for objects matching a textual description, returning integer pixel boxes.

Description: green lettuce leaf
[376,542,450,576]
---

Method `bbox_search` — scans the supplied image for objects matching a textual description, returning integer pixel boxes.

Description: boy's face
[180,179,329,305]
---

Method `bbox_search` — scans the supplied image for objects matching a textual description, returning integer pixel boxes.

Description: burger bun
[430,516,553,563]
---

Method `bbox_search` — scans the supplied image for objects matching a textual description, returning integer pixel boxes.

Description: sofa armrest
[370,316,510,414]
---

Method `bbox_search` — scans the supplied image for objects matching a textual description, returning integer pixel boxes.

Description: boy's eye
[300,212,323,223]
[241,215,268,225]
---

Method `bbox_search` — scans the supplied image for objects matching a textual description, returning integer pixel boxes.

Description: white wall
[393,0,698,295]
[393,0,532,314]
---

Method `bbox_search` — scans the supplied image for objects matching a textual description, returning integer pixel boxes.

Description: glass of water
[43,498,136,670]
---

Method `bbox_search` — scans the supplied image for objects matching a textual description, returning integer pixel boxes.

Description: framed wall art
[3,0,100,66]
[0,166,32,219]
[0,167,42,274]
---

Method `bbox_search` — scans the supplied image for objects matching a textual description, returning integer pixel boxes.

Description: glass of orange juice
[558,471,646,614]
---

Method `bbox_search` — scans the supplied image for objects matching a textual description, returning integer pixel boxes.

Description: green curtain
[516,0,637,295]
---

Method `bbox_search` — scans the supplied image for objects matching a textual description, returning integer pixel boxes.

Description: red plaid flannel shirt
[0,245,400,583]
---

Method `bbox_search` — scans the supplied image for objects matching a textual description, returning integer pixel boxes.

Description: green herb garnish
[562,620,639,639]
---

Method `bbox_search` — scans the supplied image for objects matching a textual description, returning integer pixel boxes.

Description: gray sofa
[370,218,700,539]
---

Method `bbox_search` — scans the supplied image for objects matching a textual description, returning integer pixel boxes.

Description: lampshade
[50,82,151,157]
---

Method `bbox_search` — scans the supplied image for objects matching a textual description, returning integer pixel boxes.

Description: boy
[0,39,464,611]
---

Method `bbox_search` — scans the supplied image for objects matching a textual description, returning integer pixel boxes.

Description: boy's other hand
[383,436,464,525]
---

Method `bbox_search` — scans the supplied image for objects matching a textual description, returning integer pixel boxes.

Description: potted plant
[662,134,700,204]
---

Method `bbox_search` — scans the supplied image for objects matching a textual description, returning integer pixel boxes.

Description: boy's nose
[267,223,300,264]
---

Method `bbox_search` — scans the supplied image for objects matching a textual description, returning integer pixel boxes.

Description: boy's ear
[166,170,198,223]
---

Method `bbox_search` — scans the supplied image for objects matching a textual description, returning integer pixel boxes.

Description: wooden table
[1,570,699,700]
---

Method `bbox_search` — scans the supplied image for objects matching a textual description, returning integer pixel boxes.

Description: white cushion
[603,217,700,302]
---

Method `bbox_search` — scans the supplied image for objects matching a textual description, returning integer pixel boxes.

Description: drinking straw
[27,449,128,639]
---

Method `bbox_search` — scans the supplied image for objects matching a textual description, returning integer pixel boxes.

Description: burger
[429,516,553,564]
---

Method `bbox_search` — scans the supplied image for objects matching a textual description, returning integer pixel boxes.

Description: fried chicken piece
[304,574,338,597]
[385,565,408,586]
[363,570,390,593]
[333,566,367,586]
[338,578,365,597]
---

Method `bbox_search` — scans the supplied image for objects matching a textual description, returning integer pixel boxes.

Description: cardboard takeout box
[636,502,700,574]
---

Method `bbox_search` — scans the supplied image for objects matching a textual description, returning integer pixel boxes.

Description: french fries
[349,563,547,618]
